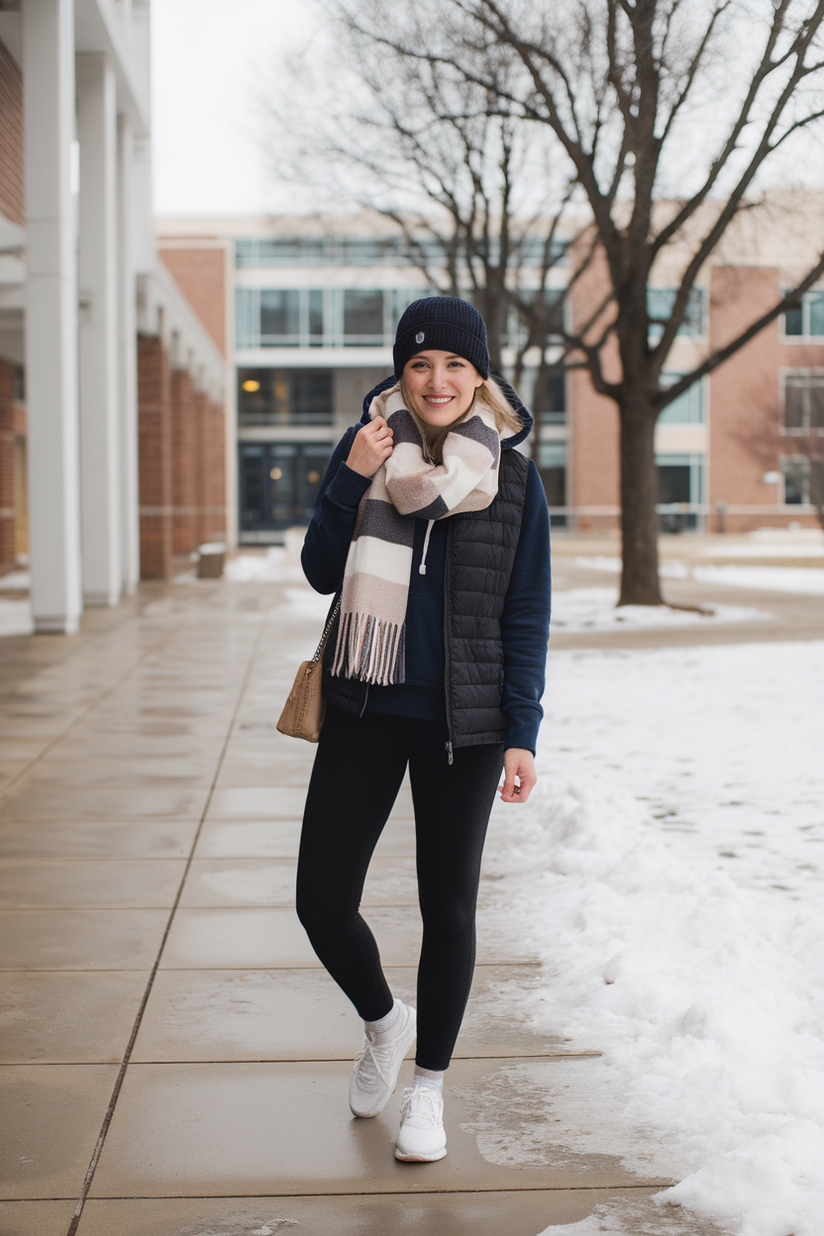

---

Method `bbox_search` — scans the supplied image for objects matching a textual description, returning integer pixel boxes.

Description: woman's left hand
[499,748,537,804]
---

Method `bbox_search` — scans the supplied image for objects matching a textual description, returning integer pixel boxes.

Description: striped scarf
[332,387,501,685]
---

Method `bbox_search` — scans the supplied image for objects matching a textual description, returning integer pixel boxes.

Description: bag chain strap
[311,596,342,665]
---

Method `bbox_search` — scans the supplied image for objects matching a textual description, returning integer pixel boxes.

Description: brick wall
[159,249,226,355]
[0,38,24,227]
[0,359,14,566]
[206,397,226,543]
[568,242,622,530]
[709,265,820,531]
[140,344,226,575]
[171,367,198,554]
[138,336,173,579]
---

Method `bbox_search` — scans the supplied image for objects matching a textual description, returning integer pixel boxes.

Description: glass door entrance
[239,441,332,538]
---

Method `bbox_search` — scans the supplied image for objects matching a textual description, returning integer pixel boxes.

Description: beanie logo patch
[415,331,425,344]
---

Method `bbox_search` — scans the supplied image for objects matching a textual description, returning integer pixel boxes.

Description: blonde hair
[396,375,524,465]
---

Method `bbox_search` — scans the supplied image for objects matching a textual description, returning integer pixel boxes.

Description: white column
[23,0,82,633]
[77,54,121,606]
[117,112,140,592]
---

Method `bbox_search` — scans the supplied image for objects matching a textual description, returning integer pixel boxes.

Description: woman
[297,296,551,1163]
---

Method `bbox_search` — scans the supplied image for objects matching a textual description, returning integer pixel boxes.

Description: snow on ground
[487,640,824,1236]
[576,556,824,596]
[224,547,307,584]
[0,600,33,636]
[551,587,769,632]
[0,570,30,590]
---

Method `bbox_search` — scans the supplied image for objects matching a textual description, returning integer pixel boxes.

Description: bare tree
[334,0,824,604]
[265,19,582,402]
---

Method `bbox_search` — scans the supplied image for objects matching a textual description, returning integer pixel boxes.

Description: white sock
[365,1000,400,1039]
[413,1067,444,1094]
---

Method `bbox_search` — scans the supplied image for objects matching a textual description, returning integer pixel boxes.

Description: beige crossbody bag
[276,597,341,743]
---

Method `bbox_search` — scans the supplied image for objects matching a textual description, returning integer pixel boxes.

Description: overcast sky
[151,0,320,217]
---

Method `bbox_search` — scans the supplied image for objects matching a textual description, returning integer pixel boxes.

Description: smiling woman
[294,295,552,1167]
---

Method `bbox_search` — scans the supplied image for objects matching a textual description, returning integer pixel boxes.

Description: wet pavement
[0,560,764,1236]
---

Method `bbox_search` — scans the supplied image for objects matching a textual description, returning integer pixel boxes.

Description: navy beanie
[393,296,490,380]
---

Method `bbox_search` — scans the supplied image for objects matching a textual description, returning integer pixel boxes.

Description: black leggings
[296,705,504,1071]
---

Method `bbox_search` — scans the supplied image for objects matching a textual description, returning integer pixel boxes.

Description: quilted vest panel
[322,449,530,748]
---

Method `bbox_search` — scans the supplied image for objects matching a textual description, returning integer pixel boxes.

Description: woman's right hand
[346,417,394,478]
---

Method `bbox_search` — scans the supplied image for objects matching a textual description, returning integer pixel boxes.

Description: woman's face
[403,350,484,433]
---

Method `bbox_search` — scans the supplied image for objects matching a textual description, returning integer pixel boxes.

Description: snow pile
[693,565,824,596]
[575,555,824,595]
[225,549,286,581]
[498,776,824,1234]
[484,641,824,1236]
[0,600,33,637]
[551,587,768,631]
[0,570,30,590]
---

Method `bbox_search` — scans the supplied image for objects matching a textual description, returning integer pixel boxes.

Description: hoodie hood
[361,372,533,451]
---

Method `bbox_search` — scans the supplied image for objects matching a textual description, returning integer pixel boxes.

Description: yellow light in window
[270,467,283,480]
[307,470,320,484]
[242,379,260,392]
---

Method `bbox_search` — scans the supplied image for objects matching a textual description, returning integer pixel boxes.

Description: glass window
[540,373,566,425]
[308,290,324,345]
[343,290,385,343]
[537,442,566,507]
[659,374,704,424]
[782,459,808,504]
[811,294,824,337]
[237,369,333,426]
[647,287,704,339]
[656,453,705,505]
[784,291,824,337]
[236,286,427,348]
[236,289,257,348]
[783,375,824,432]
[260,290,300,342]
[657,465,692,504]
[812,383,824,430]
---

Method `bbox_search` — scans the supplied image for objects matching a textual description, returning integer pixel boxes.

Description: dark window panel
[260,290,300,339]
[657,465,691,505]
[237,369,333,426]
[784,383,805,430]
[343,289,384,341]
[810,382,824,430]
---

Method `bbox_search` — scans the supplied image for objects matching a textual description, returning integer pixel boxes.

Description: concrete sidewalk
[0,572,733,1236]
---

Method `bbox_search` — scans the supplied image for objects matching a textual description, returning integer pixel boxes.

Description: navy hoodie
[301,377,551,753]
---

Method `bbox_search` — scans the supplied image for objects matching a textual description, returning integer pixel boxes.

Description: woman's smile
[403,350,484,431]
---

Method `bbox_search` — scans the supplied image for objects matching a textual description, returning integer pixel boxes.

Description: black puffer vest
[322,449,530,753]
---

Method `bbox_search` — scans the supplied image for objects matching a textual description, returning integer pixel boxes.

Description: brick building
[0,1,227,633]
[157,206,824,543]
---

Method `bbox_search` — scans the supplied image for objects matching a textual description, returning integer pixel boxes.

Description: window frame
[236,287,425,349]
[781,290,824,340]
[647,286,706,341]
[780,369,824,436]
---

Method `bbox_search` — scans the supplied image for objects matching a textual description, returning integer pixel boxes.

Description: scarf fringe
[331,610,406,686]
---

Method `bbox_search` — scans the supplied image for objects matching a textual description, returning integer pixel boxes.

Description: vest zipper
[419,519,435,575]
[443,519,455,764]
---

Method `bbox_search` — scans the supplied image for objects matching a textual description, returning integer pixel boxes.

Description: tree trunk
[618,400,662,606]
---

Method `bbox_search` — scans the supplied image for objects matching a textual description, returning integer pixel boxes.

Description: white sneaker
[394,1084,447,1162]
[349,1000,417,1118]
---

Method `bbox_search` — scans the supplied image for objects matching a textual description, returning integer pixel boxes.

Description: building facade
[158,208,824,544]
[0,0,227,634]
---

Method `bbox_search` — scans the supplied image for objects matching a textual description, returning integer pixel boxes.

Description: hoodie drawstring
[419,519,435,575]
